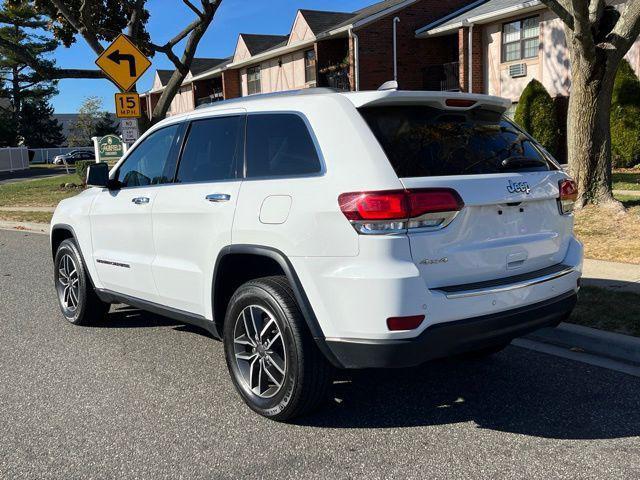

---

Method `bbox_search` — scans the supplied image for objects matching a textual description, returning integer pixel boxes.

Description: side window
[117,124,181,188]
[245,114,321,178]
[176,115,244,183]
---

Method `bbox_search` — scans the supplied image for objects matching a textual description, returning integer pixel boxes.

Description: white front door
[151,114,245,317]
[90,122,185,302]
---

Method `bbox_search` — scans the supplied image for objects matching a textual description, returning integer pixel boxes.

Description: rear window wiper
[499,156,549,172]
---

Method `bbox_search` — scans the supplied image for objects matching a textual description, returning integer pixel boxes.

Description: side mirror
[86,163,110,188]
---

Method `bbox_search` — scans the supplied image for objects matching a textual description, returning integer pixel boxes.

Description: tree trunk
[566,50,619,208]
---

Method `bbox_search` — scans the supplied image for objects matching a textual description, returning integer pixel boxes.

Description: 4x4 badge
[507,180,531,195]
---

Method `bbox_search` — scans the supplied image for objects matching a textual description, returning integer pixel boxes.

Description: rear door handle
[131,197,150,205]
[205,193,231,203]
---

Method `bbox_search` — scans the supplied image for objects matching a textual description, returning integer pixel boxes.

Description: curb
[0,221,48,234]
[526,322,640,366]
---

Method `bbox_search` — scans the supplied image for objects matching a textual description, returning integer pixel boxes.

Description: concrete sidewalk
[582,258,640,294]
[0,206,56,212]
[0,219,638,293]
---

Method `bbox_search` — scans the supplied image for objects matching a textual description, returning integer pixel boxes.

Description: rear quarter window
[245,113,321,178]
[359,105,557,178]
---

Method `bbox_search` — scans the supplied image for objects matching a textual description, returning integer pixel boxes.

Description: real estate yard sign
[98,135,124,161]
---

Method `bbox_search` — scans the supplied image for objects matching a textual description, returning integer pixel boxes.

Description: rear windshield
[359,105,557,178]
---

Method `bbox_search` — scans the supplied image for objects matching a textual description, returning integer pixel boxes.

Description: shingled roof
[241,34,290,55]
[298,10,356,35]
[156,70,174,86]
[189,58,229,76]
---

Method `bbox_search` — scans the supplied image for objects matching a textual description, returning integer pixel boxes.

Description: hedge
[611,59,640,168]
[75,160,103,185]
[514,79,560,158]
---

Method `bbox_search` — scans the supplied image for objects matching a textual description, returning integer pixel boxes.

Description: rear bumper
[324,290,577,369]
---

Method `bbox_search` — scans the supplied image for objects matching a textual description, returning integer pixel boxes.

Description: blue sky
[51,0,373,113]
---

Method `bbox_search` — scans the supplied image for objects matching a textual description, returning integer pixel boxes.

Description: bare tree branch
[607,0,640,55]
[127,0,146,38]
[0,36,106,81]
[540,0,575,29]
[152,17,203,52]
[182,0,204,19]
[151,1,220,122]
[588,0,605,25]
[571,0,596,56]
[50,0,103,54]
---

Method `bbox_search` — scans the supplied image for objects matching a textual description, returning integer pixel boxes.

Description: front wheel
[54,239,110,325]
[223,276,331,421]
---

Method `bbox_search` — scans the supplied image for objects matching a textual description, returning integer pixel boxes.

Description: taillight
[338,188,464,234]
[558,179,578,215]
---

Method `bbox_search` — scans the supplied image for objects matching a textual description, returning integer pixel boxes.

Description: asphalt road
[1,229,639,480]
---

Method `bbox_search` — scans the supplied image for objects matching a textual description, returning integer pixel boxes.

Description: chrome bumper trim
[435,266,577,299]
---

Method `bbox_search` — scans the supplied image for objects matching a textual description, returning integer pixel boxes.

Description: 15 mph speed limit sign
[115,92,141,118]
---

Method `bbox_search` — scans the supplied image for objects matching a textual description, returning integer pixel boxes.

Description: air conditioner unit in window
[509,63,527,78]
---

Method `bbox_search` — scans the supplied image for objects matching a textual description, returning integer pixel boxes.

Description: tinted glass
[246,114,321,178]
[177,115,244,183]
[359,106,556,178]
[117,124,181,187]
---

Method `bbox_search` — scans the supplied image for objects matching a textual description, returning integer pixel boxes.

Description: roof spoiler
[345,90,511,113]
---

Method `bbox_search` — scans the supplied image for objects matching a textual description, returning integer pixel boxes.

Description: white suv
[51,89,583,420]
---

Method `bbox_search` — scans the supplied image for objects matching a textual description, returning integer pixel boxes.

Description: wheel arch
[51,223,98,290]
[51,224,77,259]
[212,245,342,367]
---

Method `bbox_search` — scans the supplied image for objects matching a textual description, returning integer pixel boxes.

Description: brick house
[141,57,231,119]
[141,0,471,119]
[416,0,640,109]
[140,0,640,121]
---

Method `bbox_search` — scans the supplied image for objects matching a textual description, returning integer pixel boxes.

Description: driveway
[1,229,639,479]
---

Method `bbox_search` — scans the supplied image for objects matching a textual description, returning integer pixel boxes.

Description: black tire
[461,342,510,359]
[54,238,110,325]
[223,275,331,421]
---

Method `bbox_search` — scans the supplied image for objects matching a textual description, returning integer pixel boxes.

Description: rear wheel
[54,239,110,325]
[223,276,331,421]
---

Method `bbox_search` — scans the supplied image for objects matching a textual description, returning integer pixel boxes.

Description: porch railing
[195,90,224,107]
[319,68,351,91]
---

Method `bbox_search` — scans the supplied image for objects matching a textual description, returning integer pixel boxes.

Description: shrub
[611,59,640,168]
[514,79,559,157]
[75,160,99,185]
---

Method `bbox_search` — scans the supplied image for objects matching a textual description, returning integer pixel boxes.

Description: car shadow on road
[297,348,640,440]
[91,307,640,440]
[90,306,183,329]
[92,307,216,338]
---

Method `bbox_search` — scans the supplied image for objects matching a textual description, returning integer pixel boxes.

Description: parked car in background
[50,88,583,421]
[53,150,95,165]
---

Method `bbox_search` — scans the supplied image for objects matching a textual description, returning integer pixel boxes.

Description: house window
[502,16,540,63]
[304,50,316,84]
[247,66,261,95]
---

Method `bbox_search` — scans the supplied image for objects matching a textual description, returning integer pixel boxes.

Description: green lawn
[569,286,640,337]
[0,174,82,208]
[613,169,640,191]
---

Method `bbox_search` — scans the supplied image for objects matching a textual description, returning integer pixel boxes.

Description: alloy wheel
[57,254,80,311]
[233,305,287,399]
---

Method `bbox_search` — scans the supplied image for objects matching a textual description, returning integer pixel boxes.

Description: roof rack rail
[195,87,341,110]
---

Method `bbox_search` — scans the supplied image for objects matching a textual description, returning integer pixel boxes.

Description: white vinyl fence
[0,147,29,173]
[29,147,94,164]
